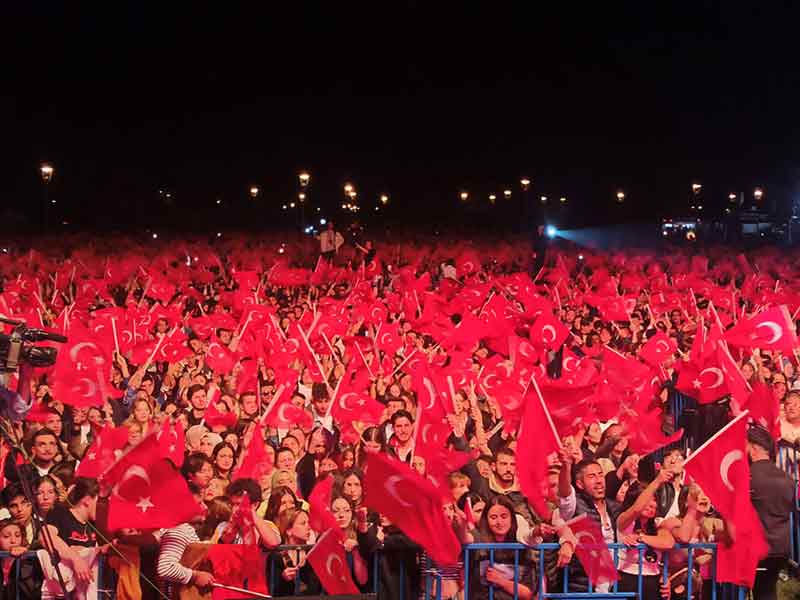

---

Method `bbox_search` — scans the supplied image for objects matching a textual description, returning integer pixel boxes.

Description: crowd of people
[0,224,797,600]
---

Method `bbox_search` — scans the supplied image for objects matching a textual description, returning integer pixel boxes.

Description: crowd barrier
[0,541,759,600]
[0,551,111,600]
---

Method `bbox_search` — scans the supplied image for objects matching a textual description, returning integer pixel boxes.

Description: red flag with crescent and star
[51,324,112,408]
[306,529,360,595]
[104,434,203,530]
[683,413,768,587]
[567,514,619,588]
[362,452,461,566]
[723,305,799,354]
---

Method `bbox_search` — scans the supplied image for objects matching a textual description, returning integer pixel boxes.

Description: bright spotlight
[320,218,327,225]
[545,225,557,239]
[578,254,584,261]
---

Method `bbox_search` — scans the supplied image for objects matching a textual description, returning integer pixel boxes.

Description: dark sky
[3,3,800,230]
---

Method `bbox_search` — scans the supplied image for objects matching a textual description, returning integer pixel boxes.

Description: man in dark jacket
[567,459,622,594]
[747,426,794,600]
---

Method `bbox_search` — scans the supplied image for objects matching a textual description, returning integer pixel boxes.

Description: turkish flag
[232,422,274,481]
[157,418,185,468]
[306,529,359,595]
[52,326,112,408]
[75,425,129,478]
[308,476,339,534]
[743,382,781,440]
[205,341,237,374]
[363,452,460,566]
[414,444,471,501]
[219,494,259,545]
[517,377,561,519]
[262,390,312,430]
[529,312,569,351]
[675,358,730,405]
[107,458,203,530]
[684,414,768,586]
[716,340,752,409]
[638,331,677,367]
[567,514,619,588]
[724,305,799,353]
[207,544,269,600]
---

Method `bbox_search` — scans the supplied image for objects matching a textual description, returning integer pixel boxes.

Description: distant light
[298,172,311,187]
[380,194,389,205]
[697,205,703,210]
[489,194,497,201]
[278,246,285,254]
[559,196,567,203]
[616,190,625,202]
[540,195,547,202]
[545,225,557,239]
[216,199,222,205]
[662,230,668,236]
[282,204,288,210]
[298,192,306,201]
[375,206,380,211]
[152,233,158,239]
[520,178,531,190]
[316,207,321,212]
[320,218,327,225]
[460,191,469,201]
[578,254,584,260]
[40,163,54,183]
[51,199,56,204]
[728,193,737,201]
[503,189,512,199]
[754,187,764,200]
[691,183,702,193]
[165,192,171,199]
[289,202,296,208]
[344,183,354,194]
[216,232,222,238]
[304,226,313,234]
[250,186,259,198]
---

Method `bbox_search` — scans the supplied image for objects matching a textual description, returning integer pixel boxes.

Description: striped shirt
[157,523,199,585]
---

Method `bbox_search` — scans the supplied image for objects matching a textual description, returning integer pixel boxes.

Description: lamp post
[40,163,54,231]
[460,191,469,202]
[298,172,310,230]
[250,186,260,199]
[616,190,625,203]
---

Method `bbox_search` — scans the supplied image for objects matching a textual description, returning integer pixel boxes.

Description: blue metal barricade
[0,551,111,600]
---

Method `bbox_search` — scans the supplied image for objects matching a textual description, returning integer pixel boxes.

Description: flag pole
[528,375,562,448]
[211,583,272,599]
[683,410,749,467]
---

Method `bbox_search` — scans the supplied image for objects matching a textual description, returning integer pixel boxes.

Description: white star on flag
[136,497,155,513]
[692,379,702,389]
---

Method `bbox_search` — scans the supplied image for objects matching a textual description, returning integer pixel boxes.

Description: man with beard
[480,447,535,542]
[566,459,622,594]
[5,428,71,486]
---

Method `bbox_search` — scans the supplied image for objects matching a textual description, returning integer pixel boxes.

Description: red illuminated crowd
[0,225,798,600]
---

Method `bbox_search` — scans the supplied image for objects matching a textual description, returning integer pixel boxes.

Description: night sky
[3,3,800,231]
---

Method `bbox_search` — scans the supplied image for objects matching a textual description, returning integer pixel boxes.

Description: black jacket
[750,459,795,558]
[358,525,420,600]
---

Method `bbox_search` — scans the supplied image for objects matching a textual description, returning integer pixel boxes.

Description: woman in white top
[615,469,676,599]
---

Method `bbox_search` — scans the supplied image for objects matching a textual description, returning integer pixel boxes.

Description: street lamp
[539,195,547,204]
[691,183,702,194]
[250,186,260,198]
[344,183,354,195]
[40,163,54,231]
[559,196,567,204]
[460,191,469,202]
[616,190,625,203]
[298,192,306,202]
[520,178,531,191]
[488,194,497,203]
[728,193,737,202]
[754,187,764,201]
[503,189,512,199]
[380,194,389,205]
[298,172,310,188]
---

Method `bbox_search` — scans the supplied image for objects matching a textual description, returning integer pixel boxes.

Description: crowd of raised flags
[0,231,798,599]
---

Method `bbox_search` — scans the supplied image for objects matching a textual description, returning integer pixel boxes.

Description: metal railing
[0,551,110,600]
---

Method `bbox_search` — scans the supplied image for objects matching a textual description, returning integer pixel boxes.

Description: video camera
[0,317,67,373]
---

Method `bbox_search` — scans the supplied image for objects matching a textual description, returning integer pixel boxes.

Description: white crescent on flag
[720,449,743,492]
[385,475,413,507]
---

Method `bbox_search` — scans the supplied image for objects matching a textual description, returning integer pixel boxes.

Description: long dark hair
[356,426,386,468]
[477,495,518,543]
[264,485,298,523]
[621,482,657,535]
